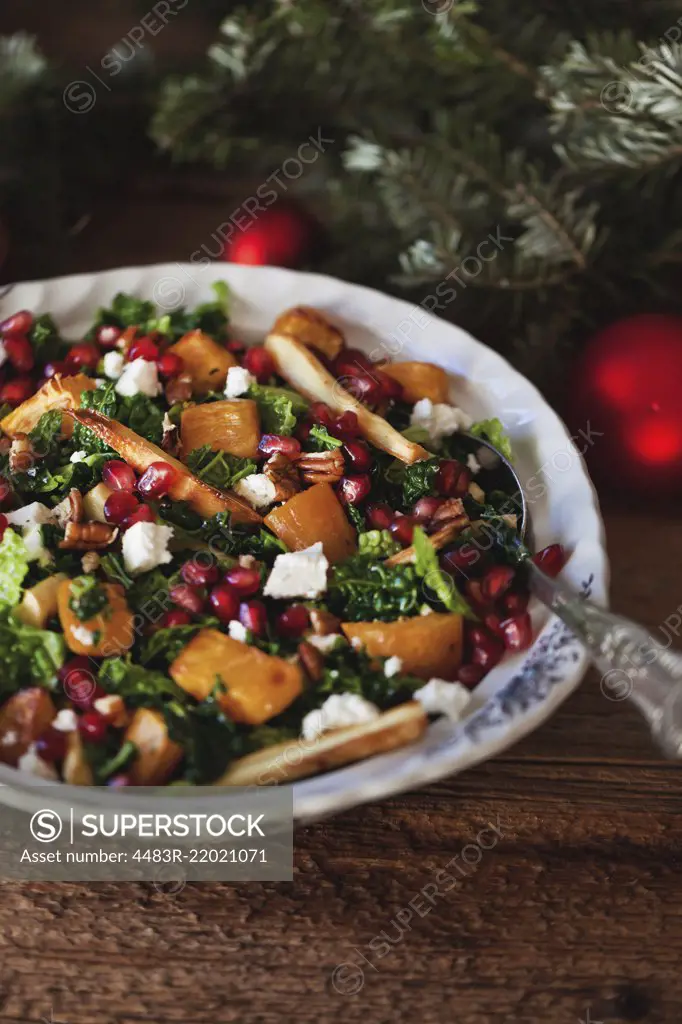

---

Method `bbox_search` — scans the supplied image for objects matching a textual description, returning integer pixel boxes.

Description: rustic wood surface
[1,192,681,1024]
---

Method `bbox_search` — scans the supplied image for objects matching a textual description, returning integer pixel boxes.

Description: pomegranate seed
[4,335,34,372]
[275,604,310,638]
[338,474,372,505]
[128,336,159,362]
[0,310,32,336]
[102,459,137,492]
[442,544,482,577]
[243,346,275,383]
[332,410,361,439]
[309,402,334,427]
[345,373,383,406]
[532,543,566,578]
[295,420,313,443]
[59,660,103,710]
[104,490,139,525]
[159,609,192,628]
[503,590,529,614]
[366,502,394,531]
[458,664,485,687]
[436,459,471,498]
[122,505,155,529]
[239,599,268,636]
[258,434,301,458]
[43,359,68,379]
[78,710,109,744]
[0,376,34,407]
[484,612,505,637]
[226,338,246,354]
[412,496,445,522]
[209,583,240,624]
[66,343,100,371]
[181,558,219,587]
[0,513,7,541]
[500,612,533,652]
[389,515,418,546]
[375,368,403,402]
[0,479,10,506]
[465,580,489,613]
[107,774,132,788]
[170,583,205,616]
[95,324,121,349]
[35,727,67,763]
[224,565,261,596]
[157,352,184,378]
[468,626,504,670]
[333,348,374,377]
[481,565,515,602]
[343,440,372,472]
[137,461,177,499]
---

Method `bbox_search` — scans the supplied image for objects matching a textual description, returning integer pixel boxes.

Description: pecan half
[384,520,466,567]
[429,498,469,532]
[297,640,324,682]
[54,488,84,528]
[8,433,35,474]
[263,452,301,501]
[59,521,118,550]
[309,608,342,636]
[296,449,345,485]
[81,551,101,573]
[165,374,193,405]
[161,412,180,456]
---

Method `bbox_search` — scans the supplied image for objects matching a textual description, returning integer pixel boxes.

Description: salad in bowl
[0,286,564,788]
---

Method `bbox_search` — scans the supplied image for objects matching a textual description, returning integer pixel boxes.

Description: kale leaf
[164,696,248,784]
[73,382,163,454]
[202,512,286,561]
[185,445,256,490]
[0,611,65,693]
[29,314,67,363]
[469,418,514,463]
[412,526,473,617]
[98,656,186,705]
[247,383,308,435]
[327,552,421,622]
[401,457,439,506]
[0,529,30,609]
[139,619,219,667]
[68,575,109,622]
[86,739,137,784]
[307,425,343,451]
[90,292,155,332]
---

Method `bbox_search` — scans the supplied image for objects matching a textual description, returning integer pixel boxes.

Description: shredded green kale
[0,611,65,693]
[412,526,474,617]
[185,445,256,490]
[247,383,308,435]
[0,529,30,609]
[401,457,439,506]
[469,418,513,463]
[139,619,219,667]
[307,425,343,451]
[164,696,248,784]
[98,656,186,705]
[327,552,422,622]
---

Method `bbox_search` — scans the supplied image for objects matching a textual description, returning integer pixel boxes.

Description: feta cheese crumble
[115,357,161,398]
[22,525,52,564]
[122,521,174,575]
[234,473,277,509]
[17,743,59,781]
[228,620,249,643]
[224,365,256,399]
[52,709,78,733]
[301,693,380,742]
[103,350,125,380]
[70,449,88,464]
[414,678,471,722]
[410,398,473,445]
[72,624,95,645]
[263,542,329,600]
[466,453,481,475]
[306,633,345,654]
[384,655,403,678]
[6,502,57,528]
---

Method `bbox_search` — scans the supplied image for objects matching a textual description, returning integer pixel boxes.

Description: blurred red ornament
[221,203,315,268]
[572,314,682,492]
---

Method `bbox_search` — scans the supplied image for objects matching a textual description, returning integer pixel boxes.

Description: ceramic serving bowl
[0,262,608,822]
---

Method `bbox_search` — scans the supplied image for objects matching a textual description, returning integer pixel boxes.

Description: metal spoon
[458,433,682,758]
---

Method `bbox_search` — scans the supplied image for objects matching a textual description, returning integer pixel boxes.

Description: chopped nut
[81,551,101,573]
[59,521,118,550]
[309,608,342,636]
[263,452,301,501]
[430,498,469,532]
[297,640,324,682]
[296,449,345,485]
[161,412,180,456]
[8,433,35,474]
[54,488,85,529]
[468,481,485,503]
[384,520,466,567]
[165,374,193,405]
[238,554,257,568]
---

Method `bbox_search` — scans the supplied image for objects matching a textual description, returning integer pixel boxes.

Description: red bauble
[572,314,682,492]
[221,202,315,268]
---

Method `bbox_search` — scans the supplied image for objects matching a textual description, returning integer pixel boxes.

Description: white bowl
[0,262,608,821]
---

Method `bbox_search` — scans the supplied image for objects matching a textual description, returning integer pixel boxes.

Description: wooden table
[1,194,681,1024]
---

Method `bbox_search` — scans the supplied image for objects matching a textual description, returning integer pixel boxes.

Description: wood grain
[1,191,681,1023]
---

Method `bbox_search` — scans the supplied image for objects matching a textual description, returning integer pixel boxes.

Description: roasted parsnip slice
[65,409,261,524]
[216,701,427,786]
[264,332,429,464]
[272,306,345,360]
[0,373,96,438]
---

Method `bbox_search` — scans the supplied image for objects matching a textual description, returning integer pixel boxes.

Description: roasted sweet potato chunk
[381,361,450,404]
[170,628,303,726]
[167,330,237,395]
[124,709,183,785]
[264,482,356,564]
[0,374,96,439]
[57,579,134,657]
[181,399,260,458]
[272,306,345,360]
[0,688,56,766]
[342,613,464,679]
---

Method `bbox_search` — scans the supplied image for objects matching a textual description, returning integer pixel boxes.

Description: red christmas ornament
[572,313,682,493]
[221,202,315,268]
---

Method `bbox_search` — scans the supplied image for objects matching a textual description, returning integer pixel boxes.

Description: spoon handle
[527,561,682,757]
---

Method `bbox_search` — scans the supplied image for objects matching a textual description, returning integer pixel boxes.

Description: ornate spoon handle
[527,561,682,757]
